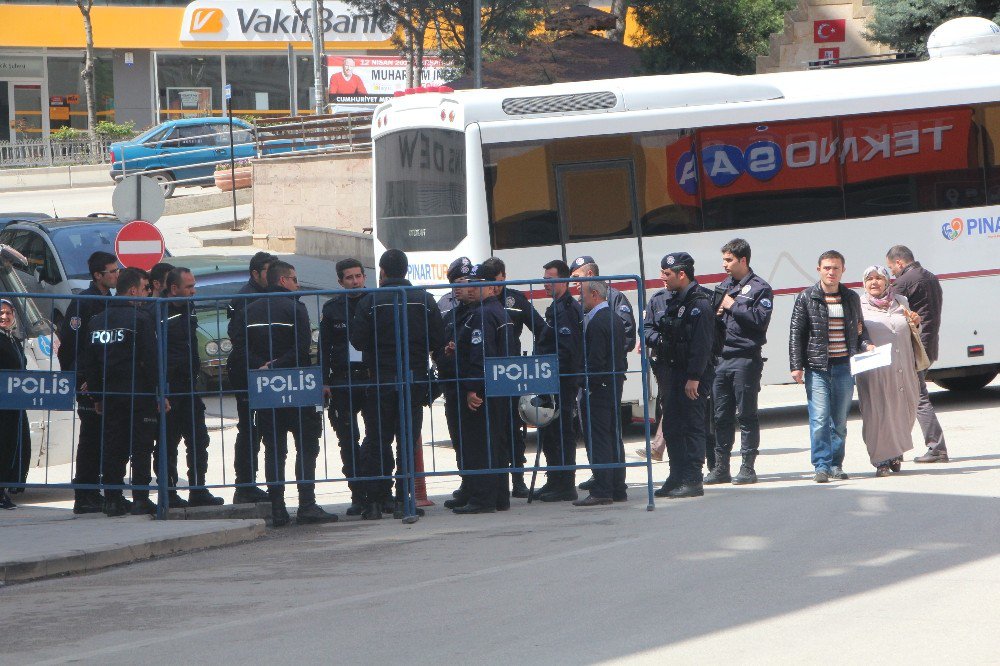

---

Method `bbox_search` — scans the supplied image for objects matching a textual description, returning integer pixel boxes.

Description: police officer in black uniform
[574,279,628,506]
[481,256,541,498]
[350,249,445,520]
[227,251,276,505]
[652,252,715,499]
[530,259,584,502]
[452,262,519,514]
[80,268,160,517]
[57,250,119,515]
[705,239,773,486]
[239,260,338,527]
[319,257,369,516]
[163,267,224,507]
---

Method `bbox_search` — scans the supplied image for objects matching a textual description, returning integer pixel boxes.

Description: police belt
[720,348,763,361]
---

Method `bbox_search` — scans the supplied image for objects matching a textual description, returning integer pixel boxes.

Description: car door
[163,123,222,182]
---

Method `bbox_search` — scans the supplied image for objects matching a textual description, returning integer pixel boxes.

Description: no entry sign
[115,220,165,271]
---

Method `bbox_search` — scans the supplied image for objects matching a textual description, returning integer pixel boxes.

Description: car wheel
[147,170,176,198]
[934,371,998,392]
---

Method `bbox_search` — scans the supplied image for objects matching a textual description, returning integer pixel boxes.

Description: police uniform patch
[677,306,685,317]
[573,258,584,267]
[559,326,571,335]
[760,298,772,309]
[619,305,631,313]
[666,256,675,266]
[461,265,469,274]
[461,257,470,265]
[505,296,515,308]
[741,285,751,295]
[691,307,701,316]
[471,329,482,344]
[69,316,82,331]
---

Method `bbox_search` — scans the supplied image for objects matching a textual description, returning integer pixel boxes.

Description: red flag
[814,19,846,43]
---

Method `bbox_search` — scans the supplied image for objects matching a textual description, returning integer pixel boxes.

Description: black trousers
[257,406,321,506]
[459,395,510,508]
[539,380,579,489]
[509,400,527,475]
[102,396,157,498]
[233,393,263,486]
[73,397,103,497]
[581,381,626,499]
[163,395,211,488]
[712,355,763,462]
[358,380,427,502]
[661,371,708,484]
[442,382,464,470]
[656,371,715,470]
[328,384,365,502]
[0,409,30,486]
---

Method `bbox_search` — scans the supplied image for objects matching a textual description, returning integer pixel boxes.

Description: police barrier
[3,272,655,520]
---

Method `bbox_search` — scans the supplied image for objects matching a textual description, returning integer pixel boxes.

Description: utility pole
[310,0,324,113]
[473,0,482,88]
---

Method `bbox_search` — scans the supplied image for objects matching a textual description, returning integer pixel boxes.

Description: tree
[633,0,793,75]
[864,0,1000,56]
[344,0,438,87]
[75,0,98,151]
[433,0,541,76]
[608,0,629,43]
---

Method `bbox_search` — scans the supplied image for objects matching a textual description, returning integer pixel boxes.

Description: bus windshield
[374,128,467,252]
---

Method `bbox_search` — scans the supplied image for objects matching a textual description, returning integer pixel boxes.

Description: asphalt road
[6,381,1000,664]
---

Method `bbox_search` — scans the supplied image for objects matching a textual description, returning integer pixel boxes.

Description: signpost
[224,83,238,230]
[111,174,165,224]
[115,221,166,271]
[484,355,560,396]
[247,367,325,409]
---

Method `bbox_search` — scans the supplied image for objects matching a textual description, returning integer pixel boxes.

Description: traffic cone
[413,435,434,507]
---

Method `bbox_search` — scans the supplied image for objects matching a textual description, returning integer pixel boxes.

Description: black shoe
[73,495,105,515]
[296,502,339,524]
[496,500,511,511]
[189,490,224,507]
[103,495,131,518]
[453,502,495,514]
[528,483,554,501]
[271,504,291,527]
[443,497,466,509]
[539,488,578,502]
[361,502,382,520]
[233,487,270,505]
[665,482,704,499]
[654,477,681,498]
[732,465,758,485]
[130,497,158,516]
[0,491,16,510]
[380,498,396,515]
[345,502,366,517]
[168,492,190,509]
[572,495,613,507]
[392,500,425,519]
[511,478,530,499]
[578,476,595,491]
[704,467,732,485]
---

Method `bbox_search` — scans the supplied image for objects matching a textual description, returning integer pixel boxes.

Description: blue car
[108,117,257,198]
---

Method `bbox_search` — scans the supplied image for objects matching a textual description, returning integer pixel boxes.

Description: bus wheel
[934,370,998,392]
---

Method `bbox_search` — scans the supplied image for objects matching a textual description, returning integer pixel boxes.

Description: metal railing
[0,138,116,168]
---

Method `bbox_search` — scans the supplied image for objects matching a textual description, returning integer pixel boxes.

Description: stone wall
[251,151,372,253]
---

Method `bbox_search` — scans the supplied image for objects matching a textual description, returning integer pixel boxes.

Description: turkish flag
[814,19,846,43]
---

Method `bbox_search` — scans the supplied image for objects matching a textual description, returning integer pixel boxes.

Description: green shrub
[51,126,84,142]
[94,120,137,139]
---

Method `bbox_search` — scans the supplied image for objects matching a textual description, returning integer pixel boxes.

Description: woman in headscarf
[855,265,921,476]
[0,298,31,509]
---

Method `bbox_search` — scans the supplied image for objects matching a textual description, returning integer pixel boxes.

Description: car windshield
[0,262,53,339]
[49,224,121,279]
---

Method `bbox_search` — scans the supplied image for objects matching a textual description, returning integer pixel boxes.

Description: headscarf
[0,298,15,334]
[862,265,893,310]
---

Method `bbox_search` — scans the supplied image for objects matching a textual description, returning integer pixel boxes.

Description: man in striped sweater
[789,250,873,483]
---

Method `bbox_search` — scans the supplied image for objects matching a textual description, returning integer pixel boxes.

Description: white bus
[369,52,1000,418]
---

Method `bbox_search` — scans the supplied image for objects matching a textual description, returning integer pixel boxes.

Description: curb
[0,519,265,585]
[165,502,271,521]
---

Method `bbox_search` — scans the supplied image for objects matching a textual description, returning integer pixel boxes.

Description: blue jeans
[805,363,854,473]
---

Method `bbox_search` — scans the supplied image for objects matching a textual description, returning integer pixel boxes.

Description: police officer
[704,239,773,485]
[574,279,628,506]
[452,262,519,514]
[56,250,119,515]
[227,251,276,505]
[163,267,224,507]
[652,252,715,499]
[435,257,476,508]
[149,262,174,299]
[319,257,368,516]
[480,256,541,498]
[530,259,584,502]
[80,268,160,517]
[238,261,337,527]
[350,249,445,520]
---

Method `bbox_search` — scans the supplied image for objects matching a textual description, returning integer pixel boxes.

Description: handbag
[895,295,931,372]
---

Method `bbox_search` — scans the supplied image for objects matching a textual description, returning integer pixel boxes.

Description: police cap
[468,262,498,282]
[447,256,472,283]
[661,251,695,274]
[571,255,596,270]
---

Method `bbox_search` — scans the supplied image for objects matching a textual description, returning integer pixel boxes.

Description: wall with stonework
[251,151,372,253]
[757,0,890,73]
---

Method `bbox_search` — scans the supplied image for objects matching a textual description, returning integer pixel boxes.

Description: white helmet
[518,394,559,427]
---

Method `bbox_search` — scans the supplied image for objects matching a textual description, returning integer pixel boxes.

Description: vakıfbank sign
[180,0,395,42]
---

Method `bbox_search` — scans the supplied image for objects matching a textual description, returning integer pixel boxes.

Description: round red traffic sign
[115,220,165,271]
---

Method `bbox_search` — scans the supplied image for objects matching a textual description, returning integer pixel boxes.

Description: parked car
[0,217,172,324]
[0,212,51,233]
[109,117,257,198]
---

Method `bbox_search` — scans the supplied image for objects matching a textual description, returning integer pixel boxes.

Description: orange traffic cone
[413,436,434,507]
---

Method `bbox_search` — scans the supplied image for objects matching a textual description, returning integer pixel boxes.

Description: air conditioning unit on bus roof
[928,16,1000,57]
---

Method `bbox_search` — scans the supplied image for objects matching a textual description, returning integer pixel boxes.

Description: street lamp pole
[311,0,324,113]
[473,0,482,88]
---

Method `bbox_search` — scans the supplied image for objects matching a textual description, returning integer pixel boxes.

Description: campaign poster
[326,55,446,104]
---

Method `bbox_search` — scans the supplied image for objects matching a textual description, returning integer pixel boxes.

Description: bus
[369,52,1000,419]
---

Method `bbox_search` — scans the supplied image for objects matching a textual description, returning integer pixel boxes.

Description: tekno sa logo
[942,217,963,241]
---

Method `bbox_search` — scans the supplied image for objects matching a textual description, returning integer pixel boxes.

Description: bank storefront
[0,0,426,142]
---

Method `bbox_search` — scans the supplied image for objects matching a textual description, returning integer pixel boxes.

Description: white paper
[255,92,269,110]
[850,343,893,376]
[349,343,362,363]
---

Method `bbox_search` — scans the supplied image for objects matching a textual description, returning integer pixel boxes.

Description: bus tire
[147,170,176,198]
[934,371,998,392]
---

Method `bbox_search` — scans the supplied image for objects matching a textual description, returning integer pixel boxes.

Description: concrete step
[164,187,252,216]
[188,217,250,234]
[192,230,253,247]
[166,502,271,521]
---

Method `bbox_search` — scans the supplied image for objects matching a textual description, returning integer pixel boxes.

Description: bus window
[485,141,559,249]
[638,131,702,236]
[374,128,467,252]
[842,107,986,217]
[978,104,1000,204]
[556,160,637,241]
[698,119,845,230]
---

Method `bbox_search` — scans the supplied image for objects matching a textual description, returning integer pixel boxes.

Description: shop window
[47,55,113,130]
[157,54,222,120]
[225,55,291,117]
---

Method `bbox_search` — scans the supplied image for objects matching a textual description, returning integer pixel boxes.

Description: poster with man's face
[327,56,445,104]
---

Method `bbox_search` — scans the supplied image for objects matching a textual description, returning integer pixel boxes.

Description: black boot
[666,480,705,499]
[732,455,758,485]
[189,489,225,506]
[73,490,104,514]
[361,501,382,520]
[704,460,732,485]
[654,474,681,498]
[392,500,425,519]
[511,474,529,499]
[103,493,130,518]
[271,502,291,527]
